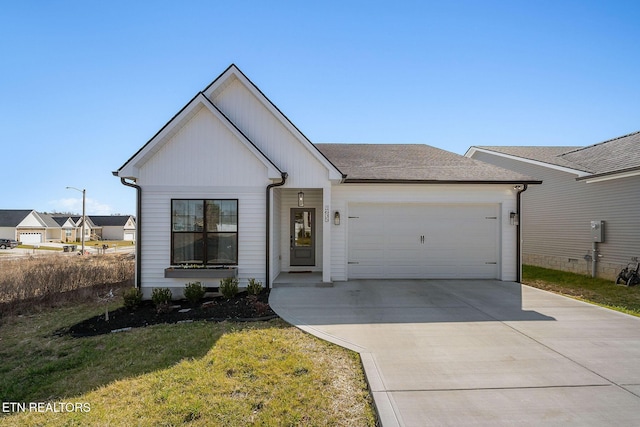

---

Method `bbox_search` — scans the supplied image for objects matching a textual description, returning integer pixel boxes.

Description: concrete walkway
[269,280,640,426]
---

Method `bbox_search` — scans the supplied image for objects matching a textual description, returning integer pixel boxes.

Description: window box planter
[164,266,238,279]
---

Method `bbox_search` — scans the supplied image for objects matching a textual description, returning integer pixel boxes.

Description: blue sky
[2,1,639,216]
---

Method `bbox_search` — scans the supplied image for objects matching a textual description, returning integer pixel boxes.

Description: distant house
[90,215,136,241]
[0,210,136,243]
[114,64,538,298]
[466,131,640,279]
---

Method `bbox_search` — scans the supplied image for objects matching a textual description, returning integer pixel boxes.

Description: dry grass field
[0,254,134,316]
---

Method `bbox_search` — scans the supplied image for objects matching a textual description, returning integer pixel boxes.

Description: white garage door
[124,232,135,241]
[348,203,499,279]
[19,232,42,244]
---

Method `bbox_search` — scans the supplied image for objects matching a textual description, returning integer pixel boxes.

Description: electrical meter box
[590,220,605,242]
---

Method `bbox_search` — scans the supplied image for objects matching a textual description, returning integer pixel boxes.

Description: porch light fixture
[334,211,340,225]
[297,191,304,207]
[509,211,519,226]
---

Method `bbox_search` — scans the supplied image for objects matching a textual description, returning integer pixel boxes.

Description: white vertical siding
[138,106,269,187]
[211,78,330,188]
[270,187,282,283]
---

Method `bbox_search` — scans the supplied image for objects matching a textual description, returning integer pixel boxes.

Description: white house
[114,64,539,297]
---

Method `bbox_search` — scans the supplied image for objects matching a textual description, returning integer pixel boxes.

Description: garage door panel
[348,203,499,279]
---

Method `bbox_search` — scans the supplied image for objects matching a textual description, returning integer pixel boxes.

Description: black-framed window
[171,199,238,265]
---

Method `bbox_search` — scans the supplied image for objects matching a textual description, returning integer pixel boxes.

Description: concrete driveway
[269,280,640,426]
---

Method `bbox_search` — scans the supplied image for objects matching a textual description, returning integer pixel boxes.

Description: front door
[290,208,315,266]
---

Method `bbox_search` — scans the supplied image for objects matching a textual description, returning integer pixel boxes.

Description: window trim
[170,198,239,266]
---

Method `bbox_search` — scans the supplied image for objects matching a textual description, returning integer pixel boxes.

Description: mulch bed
[63,290,277,337]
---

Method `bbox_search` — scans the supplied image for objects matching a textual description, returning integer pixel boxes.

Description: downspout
[119,176,142,289]
[265,173,288,289]
[515,184,528,283]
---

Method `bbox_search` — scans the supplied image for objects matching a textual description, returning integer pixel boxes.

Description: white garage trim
[347,203,500,279]
[19,232,43,244]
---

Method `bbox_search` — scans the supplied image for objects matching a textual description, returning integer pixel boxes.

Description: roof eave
[342,179,543,185]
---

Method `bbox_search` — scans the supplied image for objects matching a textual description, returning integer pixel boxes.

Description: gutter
[265,173,288,289]
[515,184,528,283]
[116,174,142,289]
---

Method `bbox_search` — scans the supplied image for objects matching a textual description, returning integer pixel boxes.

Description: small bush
[219,277,239,299]
[247,278,263,296]
[184,281,205,304]
[123,288,143,309]
[151,287,172,305]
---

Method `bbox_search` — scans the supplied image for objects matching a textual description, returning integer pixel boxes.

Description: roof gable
[202,65,343,182]
[316,144,539,183]
[116,91,282,180]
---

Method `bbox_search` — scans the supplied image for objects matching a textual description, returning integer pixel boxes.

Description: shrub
[219,277,239,299]
[123,287,143,309]
[184,281,205,304]
[247,278,263,296]
[151,287,172,305]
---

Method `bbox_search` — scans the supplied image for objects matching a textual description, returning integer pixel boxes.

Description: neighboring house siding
[331,184,518,281]
[471,151,640,278]
[0,227,16,240]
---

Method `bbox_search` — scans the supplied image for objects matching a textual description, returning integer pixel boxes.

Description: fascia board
[467,147,590,178]
[581,168,640,183]
[206,65,344,181]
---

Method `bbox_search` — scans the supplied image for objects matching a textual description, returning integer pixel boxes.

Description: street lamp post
[66,186,86,255]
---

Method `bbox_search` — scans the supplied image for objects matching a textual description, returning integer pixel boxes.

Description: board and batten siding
[210,77,332,188]
[471,151,640,278]
[138,105,270,187]
[330,184,518,281]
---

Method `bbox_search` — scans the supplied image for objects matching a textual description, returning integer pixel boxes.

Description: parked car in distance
[0,238,19,249]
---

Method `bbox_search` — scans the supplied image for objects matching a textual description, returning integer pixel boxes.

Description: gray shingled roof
[0,210,33,227]
[37,213,63,228]
[559,131,640,176]
[475,146,584,170]
[89,216,132,227]
[315,144,538,182]
[475,131,640,177]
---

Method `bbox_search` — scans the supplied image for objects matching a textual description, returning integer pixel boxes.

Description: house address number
[324,205,330,222]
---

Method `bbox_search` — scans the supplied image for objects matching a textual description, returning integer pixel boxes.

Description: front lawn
[0,301,376,426]
[522,265,640,316]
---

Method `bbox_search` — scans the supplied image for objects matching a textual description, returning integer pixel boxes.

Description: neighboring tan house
[114,64,539,298]
[0,209,54,244]
[466,131,640,279]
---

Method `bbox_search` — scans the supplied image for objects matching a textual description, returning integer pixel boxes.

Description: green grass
[522,264,640,316]
[0,300,375,426]
[17,245,61,251]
